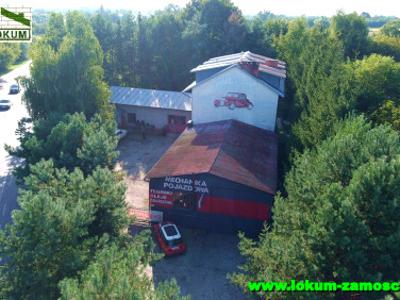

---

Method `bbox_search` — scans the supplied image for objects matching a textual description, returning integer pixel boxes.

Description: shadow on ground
[117,132,178,179]
[152,228,245,300]
[116,133,178,211]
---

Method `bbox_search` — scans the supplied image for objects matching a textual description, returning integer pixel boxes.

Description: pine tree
[230,116,400,300]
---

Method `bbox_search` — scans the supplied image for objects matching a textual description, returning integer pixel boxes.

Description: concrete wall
[192,66,279,131]
[115,104,191,129]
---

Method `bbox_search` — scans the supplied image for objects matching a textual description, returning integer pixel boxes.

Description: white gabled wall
[192,66,279,131]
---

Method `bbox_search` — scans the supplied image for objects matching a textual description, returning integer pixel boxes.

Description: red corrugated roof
[145,120,278,194]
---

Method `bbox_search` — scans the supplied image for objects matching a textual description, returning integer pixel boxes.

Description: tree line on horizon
[32,5,400,92]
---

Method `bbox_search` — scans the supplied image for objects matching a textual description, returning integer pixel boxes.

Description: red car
[152,222,186,256]
[214,92,254,110]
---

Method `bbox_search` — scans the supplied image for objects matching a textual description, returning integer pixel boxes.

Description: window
[127,113,136,123]
[168,115,186,125]
[173,192,197,210]
[164,225,179,237]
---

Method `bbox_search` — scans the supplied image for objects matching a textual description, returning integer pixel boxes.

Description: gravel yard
[117,132,246,300]
[153,228,245,300]
[115,132,178,212]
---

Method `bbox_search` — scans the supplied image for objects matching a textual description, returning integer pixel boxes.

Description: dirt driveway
[115,133,178,212]
[153,228,245,300]
[117,133,246,300]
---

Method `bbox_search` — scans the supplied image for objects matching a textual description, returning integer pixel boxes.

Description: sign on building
[150,176,210,209]
[214,92,254,110]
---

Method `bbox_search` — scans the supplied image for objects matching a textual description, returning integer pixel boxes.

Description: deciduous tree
[372,100,400,131]
[370,34,400,62]
[346,54,400,114]
[22,11,111,119]
[0,44,21,71]
[330,11,369,59]
[45,13,66,50]
[381,19,400,38]
[182,0,248,68]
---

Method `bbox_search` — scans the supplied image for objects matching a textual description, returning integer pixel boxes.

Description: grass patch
[0,59,29,77]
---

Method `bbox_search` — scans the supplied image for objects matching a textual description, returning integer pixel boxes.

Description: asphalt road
[0,62,30,228]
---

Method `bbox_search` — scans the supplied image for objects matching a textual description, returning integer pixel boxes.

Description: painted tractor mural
[214,92,254,110]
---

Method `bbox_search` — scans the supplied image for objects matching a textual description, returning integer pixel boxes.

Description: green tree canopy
[245,17,288,58]
[231,116,400,300]
[146,6,188,90]
[372,100,400,131]
[347,54,400,114]
[276,19,355,149]
[330,11,369,59]
[59,241,189,300]
[381,19,400,37]
[90,8,121,85]
[0,44,21,71]
[45,13,66,50]
[7,112,118,179]
[0,160,129,299]
[22,11,111,119]
[370,33,400,62]
[182,0,248,66]
[88,1,250,91]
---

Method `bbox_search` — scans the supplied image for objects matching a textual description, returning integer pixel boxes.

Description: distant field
[369,27,382,36]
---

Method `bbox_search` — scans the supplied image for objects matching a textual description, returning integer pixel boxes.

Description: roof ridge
[208,119,233,173]
[144,127,195,181]
[145,119,277,193]
[190,52,286,77]
[110,85,190,96]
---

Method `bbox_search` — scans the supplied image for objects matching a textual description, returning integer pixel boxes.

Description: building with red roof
[145,51,284,235]
[146,119,278,235]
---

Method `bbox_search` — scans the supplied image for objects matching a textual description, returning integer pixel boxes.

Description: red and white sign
[150,189,174,208]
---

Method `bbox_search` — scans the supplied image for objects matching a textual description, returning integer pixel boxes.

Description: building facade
[145,119,278,236]
[191,65,282,131]
[186,51,286,131]
[148,174,273,235]
[110,86,192,133]
[142,51,286,235]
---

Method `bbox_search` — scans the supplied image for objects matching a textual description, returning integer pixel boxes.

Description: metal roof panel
[146,119,278,194]
[191,51,286,78]
[110,86,192,111]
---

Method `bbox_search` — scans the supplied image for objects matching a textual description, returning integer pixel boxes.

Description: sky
[5,0,400,17]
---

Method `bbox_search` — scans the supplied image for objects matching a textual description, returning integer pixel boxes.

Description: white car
[115,129,128,142]
[0,99,11,110]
